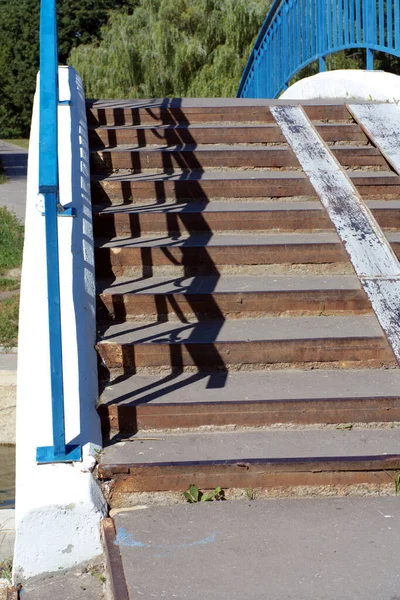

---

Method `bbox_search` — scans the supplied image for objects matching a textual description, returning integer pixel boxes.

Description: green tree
[68,0,272,99]
[0,0,136,138]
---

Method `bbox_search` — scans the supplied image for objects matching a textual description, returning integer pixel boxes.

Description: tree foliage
[68,0,272,99]
[0,0,136,137]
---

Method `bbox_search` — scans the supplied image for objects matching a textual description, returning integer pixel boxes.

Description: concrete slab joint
[13,66,107,582]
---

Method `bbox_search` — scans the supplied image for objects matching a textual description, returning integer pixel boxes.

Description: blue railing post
[36,0,81,463]
[317,0,327,72]
[238,0,400,98]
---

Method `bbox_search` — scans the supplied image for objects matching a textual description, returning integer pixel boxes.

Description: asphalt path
[0,140,28,222]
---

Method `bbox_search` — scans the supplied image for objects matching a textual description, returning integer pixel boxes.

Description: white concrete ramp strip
[347,103,400,174]
[271,104,400,361]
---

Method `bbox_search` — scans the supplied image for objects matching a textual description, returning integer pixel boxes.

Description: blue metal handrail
[36,0,81,463]
[238,0,400,99]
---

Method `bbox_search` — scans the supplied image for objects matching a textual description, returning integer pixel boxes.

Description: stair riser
[98,290,370,321]
[93,208,400,236]
[89,124,367,148]
[97,338,393,373]
[91,147,387,174]
[92,179,400,204]
[99,398,400,435]
[92,178,315,204]
[98,457,399,498]
[95,244,348,278]
[93,210,333,237]
[87,104,352,127]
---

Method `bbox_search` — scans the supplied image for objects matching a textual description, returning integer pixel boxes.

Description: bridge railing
[238,0,400,99]
[36,0,81,463]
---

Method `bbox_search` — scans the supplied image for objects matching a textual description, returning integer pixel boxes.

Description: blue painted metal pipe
[36,0,81,464]
[238,0,400,98]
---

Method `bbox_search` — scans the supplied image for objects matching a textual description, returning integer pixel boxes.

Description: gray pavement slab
[0,509,14,562]
[0,353,17,445]
[19,563,104,600]
[113,497,400,600]
[0,140,28,222]
[101,426,400,464]
[0,355,17,372]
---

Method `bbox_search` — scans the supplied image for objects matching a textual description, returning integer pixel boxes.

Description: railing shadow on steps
[94,116,232,441]
[238,0,400,99]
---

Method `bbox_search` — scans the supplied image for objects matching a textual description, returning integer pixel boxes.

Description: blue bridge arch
[238,0,400,99]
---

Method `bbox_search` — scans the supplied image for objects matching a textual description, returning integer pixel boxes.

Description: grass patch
[0,557,12,582]
[0,278,20,292]
[3,138,29,150]
[0,294,19,348]
[0,207,23,346]
[0,207,24,276]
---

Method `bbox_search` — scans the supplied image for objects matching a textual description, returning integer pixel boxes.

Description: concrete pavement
[0,140,28,222]
[0,510,15,563]
[0,353,16,445]
[112,497,400,600]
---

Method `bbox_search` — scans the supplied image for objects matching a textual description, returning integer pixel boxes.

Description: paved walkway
[0,140,28,222]
[112,497,400,600]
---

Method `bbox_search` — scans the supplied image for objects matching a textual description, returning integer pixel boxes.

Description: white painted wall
[281,69,400,103]
[13,66,107,582]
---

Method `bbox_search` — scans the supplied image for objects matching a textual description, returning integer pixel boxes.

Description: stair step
[97,428,400,500]
[90,144,387,173]
[91,144,299,171]
[95,232,348,277]
[91,170,400,204]
[93,200,332,236]
[96,315,394,373]
[92,199,400,236]
[98,274,370,320]
[87,98,354,126]
[98,368,400,434]
[89,122,368,149]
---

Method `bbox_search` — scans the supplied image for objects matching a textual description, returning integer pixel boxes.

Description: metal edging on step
[102,518,130,600]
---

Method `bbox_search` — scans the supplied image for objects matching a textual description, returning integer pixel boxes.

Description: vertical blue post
[36,0,81,463]
[366,48,374,69]
[317,0,326,72]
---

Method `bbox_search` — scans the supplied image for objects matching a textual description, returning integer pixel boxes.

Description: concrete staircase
[87,99,400,509]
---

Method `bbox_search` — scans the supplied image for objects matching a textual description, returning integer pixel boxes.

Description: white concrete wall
[13,66,107,582]
[280,69,400,103]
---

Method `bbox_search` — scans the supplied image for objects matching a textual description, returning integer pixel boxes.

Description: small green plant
[246,488,256,501]
[183,484,225,503]
[394,473,400,496]
[0,557,13,582]
[336,423,353,431]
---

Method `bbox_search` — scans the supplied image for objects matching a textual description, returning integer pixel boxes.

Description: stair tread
[98,274,362,296]
[99,368,400,406]
[88,98,357,108]
[97,231,341,248]
[94,143,291,153]
[95,168,399,181]
[95,200,323,214]
[94,170,399,185]
[98,315,384,345]
[93,143,379,153]
[99,427,400,465]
